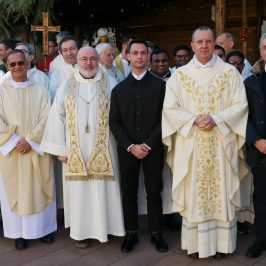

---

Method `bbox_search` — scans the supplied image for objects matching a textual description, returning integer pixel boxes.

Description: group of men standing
[0,25,265,261]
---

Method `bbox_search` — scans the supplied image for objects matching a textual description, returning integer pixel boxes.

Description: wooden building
[51,0,266,65]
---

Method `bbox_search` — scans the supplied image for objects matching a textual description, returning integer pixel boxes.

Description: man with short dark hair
[172,44,191,71]
[226,50,245,77]
[150,48,172,81]
[110,39,168,253]
[49,31,72,74]
[0,39,17,73]
[48,36,79,100]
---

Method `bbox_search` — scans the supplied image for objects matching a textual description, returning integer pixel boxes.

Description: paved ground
[0,217,266,266]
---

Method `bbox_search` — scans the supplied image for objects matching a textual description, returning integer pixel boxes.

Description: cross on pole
[31,12,61,56]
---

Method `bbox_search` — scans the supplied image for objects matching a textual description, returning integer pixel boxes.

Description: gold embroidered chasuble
[0,79,53,216]
[162,57,249,223]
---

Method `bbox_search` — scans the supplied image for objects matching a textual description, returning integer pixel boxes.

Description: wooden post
[215,0,226,36]
[31,12,60,72]
[256,0,263,59]
[242,0,248,56]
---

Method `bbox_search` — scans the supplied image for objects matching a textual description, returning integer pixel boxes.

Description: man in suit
[109,39,168,253]
[245,33,266,258]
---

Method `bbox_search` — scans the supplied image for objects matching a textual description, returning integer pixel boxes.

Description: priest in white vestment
[41,46,125,248]
[48,36,78,101]
[49,31,72,74]
[47,36,79,212]
[0,49,56,250]
[96,43,124,85]
[2,42,49,89]
[162,27,249,259]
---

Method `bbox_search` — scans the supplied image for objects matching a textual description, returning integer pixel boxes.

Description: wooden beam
[215,0,226,35]
[242,0,248,55]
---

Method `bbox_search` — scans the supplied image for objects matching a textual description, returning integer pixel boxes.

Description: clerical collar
[9,77,31,88]
[193,54,217,69]
[132,69,147,80]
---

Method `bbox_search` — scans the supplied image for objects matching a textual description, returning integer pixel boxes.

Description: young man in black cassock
[109,39,168,253]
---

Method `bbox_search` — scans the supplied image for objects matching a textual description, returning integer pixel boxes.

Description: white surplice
[41,69,125,242]
[0,79,56,239]
[48,57,75,101]
[0,174,56,239]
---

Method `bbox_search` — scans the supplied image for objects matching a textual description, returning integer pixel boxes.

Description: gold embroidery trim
[178,69,232,216]
[65,73,114,181]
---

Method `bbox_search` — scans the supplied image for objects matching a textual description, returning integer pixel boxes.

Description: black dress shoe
[237,222,249,235]
[40,233,54,244]
[213,252,226,260]
[246,241,266,258]
[15,238,27,250]
[150,232,168,252]
[164,213,181,232]
[75,239,90,248]
[121,232,139,253]
[188,252,199,259]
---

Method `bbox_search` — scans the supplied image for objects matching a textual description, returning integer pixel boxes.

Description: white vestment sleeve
[25,138,44,156]
[48,69,61,101]
[41,82,67,156]
[0,134,21,156]
[212,114,231,137]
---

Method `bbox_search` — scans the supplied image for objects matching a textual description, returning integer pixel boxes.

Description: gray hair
[15,42,35,54]
[260,33,266,48]
[56,31,71,39]
[95,43,113,55]
[223,32,234,42]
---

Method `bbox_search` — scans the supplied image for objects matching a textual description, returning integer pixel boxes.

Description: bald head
[77,46,99,78]
[216,32,234,55]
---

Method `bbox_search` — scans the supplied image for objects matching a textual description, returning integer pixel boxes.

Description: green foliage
[0,0,54,39]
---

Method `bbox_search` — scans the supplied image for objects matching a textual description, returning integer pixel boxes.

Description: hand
[15,138,31,154]
[130,144,149,159]
[57,156,68,164]
[194,114,216,131]
[254,139,266,154]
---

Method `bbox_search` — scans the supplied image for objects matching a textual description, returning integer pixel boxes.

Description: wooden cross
[31,12,61,56]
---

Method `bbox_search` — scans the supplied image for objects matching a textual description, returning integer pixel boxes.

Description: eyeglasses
[175,54,189,58]
[8,61,26,68]
[78,57,98,63]
[228,60,243,66]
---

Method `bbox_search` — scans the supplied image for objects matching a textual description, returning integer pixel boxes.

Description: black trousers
[118,145,164,232]
[251,167,266,242]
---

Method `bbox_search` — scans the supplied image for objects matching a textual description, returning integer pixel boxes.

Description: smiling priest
[0,49,56,250]
[41,46,125,248]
